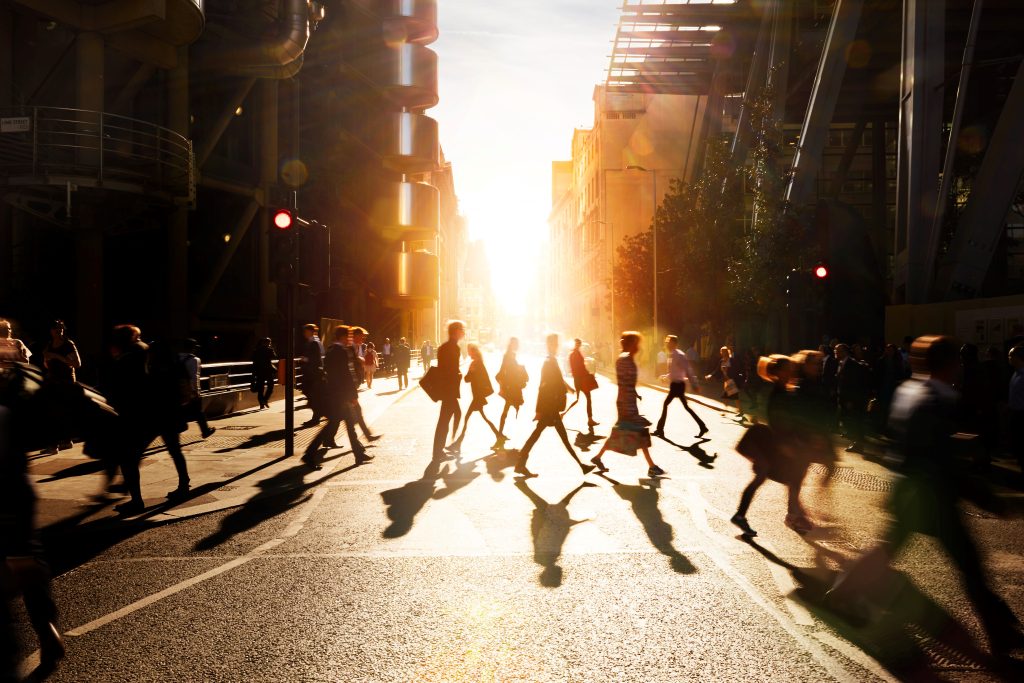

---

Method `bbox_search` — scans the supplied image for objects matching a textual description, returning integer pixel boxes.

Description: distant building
[548,85,706,350]
[461,241,495,344]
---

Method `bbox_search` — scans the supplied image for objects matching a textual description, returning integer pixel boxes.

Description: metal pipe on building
[197,0,311,77]
[168,44,190,339]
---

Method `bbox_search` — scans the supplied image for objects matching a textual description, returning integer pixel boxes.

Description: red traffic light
[273,209,293,230]
[814,265,828,279]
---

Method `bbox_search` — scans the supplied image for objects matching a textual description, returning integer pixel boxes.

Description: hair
[507,336,519,351]
[719,346,731,358]
[757,354,793,384]
[1009,345,1024,363]
[367,341,375,349]
[573,337,582,345]
[258,337,272,347]
[545,332,559,348]
[112,324,141,351]
[51,319,65,330]
[333,325,350,341]
[447,320,465,337]
[960,342,979,364]
[911,335,959,375]
[0,319,10,336]
[664,334,679,346]
[303,323,319,333]
[399,336,407,343]
[620,331,642,352]
[835,343,850,354]
[791,349,823,378]
[468,342,482,359]
[351,326,367,337]
[183,338,199,353]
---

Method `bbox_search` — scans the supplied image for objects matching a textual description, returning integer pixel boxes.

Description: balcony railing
[0,106,194,204]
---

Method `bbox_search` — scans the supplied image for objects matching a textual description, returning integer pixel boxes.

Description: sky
[430,1,622,315]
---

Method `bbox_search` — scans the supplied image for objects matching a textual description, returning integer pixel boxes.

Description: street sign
[0,117,30,133]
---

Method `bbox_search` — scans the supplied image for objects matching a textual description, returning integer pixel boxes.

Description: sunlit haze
[432,1,621,316]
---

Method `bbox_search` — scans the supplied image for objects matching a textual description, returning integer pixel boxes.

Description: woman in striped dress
[590,331,665,477]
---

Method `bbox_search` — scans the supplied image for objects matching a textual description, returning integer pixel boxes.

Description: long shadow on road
[742,536,1008,680]
[380,456,484,538]
[515,479,595,588]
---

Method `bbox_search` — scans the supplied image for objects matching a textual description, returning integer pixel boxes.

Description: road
[11,354,1024,681]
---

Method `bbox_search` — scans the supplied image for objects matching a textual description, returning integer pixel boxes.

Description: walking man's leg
[655,389,673,434]
[433,400,456,458]
[680,392,707,435]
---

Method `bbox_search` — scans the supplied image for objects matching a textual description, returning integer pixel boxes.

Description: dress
[603,353,652,455]
[496,351,525,408]
[465,359,494,410]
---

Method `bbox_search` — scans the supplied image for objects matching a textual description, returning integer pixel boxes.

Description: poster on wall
[974,319,987,344]
[988,318,1005,346]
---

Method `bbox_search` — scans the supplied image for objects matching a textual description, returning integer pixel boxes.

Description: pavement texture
[9,356,1024,681]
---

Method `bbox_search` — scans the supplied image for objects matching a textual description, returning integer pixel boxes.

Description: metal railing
[0,106,194,203]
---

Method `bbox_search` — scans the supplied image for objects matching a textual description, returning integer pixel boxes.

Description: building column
[168,46,190,339]
[0,7,13,305]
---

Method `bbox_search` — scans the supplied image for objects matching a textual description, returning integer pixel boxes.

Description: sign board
[0,117,30,133]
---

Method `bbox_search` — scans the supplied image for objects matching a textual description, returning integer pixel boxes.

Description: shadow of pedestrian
[658,434,716,469]
[742,536,998,679]
[193,459,353,550]
[598,473,696,574]
[37,459,108,482]
[433,457,480,500]
[484,449,519,482]
[573,430,604,452]
[380,458,445,539]
[515,479,595,588]
[211,423,321,454]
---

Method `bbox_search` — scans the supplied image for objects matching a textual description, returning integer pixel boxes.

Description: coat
[535,355,570,418]
[323,343,358,419]
[435,340,461,401]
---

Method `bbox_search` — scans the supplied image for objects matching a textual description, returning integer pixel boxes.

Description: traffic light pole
[283,193,298,458]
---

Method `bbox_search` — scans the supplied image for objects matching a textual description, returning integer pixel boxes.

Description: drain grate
[808,464,893,492]
[218,425,258,431]
[905,624,986,672]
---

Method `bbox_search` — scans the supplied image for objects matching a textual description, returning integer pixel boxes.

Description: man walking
[395,337,411,390]
[421,340,434,370]
[382,338,392,376]
[515,333,595,477]
[303,326,370,468]
[347,327,380,442]
[180,338,215,439]
[299,324,325,425]
[564,338,598,428]
[432,321,464,460]
[654,335,708,439]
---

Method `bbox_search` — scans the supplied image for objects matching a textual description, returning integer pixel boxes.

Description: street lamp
[626,165,659,362]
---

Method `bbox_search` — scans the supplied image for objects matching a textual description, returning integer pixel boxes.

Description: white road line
[812,631,899,683]
[757,537,817,627]
[682,481,860,682]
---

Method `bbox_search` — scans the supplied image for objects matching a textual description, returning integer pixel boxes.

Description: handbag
[420,365,443,402]
[724,378,740,398]
[583,372,599,393]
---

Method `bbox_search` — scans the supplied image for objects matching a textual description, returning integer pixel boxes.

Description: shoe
[201,428,216,439]
[355,452,375,464]
[491,436,507,450]
[301,451,321,469]
[845,443,861,453]
[730,514,757,537]
[513,458,532,476]
[303,418,319,426]
[696,427,709,438]
[647,465,666,477]
[652,430,665,438]
[590,456,608,472]
[580,463,596,475]
[588,420,600,427]
[445,443,461,454]
[58,440,73,450]
[167,485,190,500]
[34,622,65,678]
[367,434,382,442]
[115,500,145,516]
[40,447,58,455]
[324,441,339,449]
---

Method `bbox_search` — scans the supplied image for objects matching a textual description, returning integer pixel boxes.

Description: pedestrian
[1007,345,1024,472]
[0,319,30,363]
[449,343,502,453]
[836,343,869,453]
[303,326,371,469]
[421,340,434,369]
[394,336,411,390]
[707,345,741,413]
[103,324,151,514]
[684,340,702,393]
[39,320,81,454]
[589,331,665,478]
[299,323,325,425]
[653,334,707,439]
[180,338,215,439]
[363,341,378,388]
[731,354,808,536]
[0,361,65,681]
[348,327,380,441]
[514,333,595,477]
[496,337,527,439]
[146,341,192,500]
[382,338,392,376]
[828,336,1024,659]
[563,338,599,429]
[251,337,277,409]
[432,321,465,460]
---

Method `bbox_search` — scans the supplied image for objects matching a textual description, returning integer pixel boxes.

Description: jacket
[536,356,570,418]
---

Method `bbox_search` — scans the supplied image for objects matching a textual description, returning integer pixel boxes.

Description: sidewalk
[28,379,419,534]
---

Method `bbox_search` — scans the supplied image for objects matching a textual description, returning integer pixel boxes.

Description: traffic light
[273,208,293,230]
[814,264,828,279]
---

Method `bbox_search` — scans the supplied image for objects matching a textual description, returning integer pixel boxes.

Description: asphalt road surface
[10,354,1024,681]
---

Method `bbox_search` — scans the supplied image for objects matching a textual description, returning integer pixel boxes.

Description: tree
[612,230,652,331]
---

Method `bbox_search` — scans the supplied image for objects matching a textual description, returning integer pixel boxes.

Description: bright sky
[431,1,622,315]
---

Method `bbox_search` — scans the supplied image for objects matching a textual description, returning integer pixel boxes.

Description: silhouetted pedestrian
[828,336,1023,659]
[382,338,392,376]
[394,337,411,390]
[303,326,370,468]
[300,323,325,425]
[590,332,664,478]
[421,340,434,369]
[147,341,192,500]
[180,338,215,439]
[0,319,30,363]
[251,337,277,409]
[348,327,380,442]
[654,334,707,439]
[39,320,81,454]
[364,341,378,388]
[515,333,594,477]
[103,324,149,514]
[563,338,598,430]
[836,343,869,453]
[449,343,502,453]
[432,321,464,460]
[496,337,527,439]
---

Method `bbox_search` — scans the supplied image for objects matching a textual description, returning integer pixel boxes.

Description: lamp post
[627,165,658,368]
